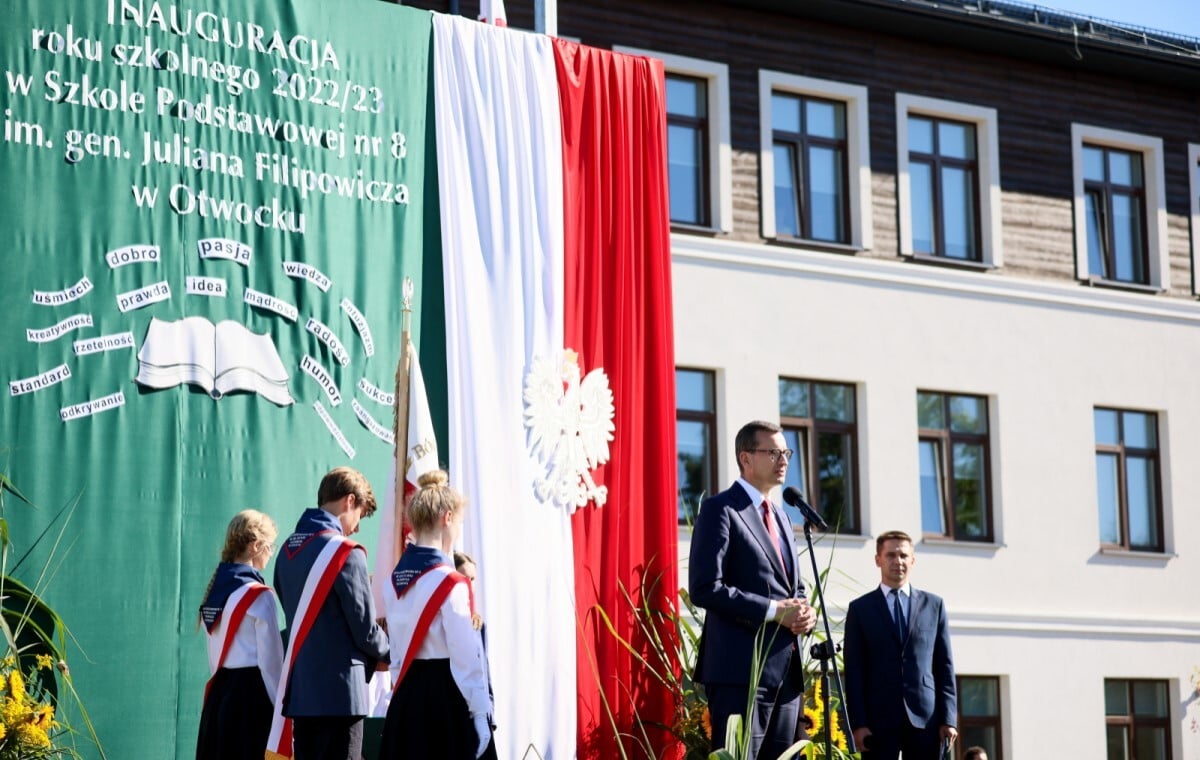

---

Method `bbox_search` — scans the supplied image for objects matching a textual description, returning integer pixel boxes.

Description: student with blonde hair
[197,509,284,760]
[379,470,492,759]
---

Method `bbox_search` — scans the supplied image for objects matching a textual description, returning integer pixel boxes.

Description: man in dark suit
[844,530,957,759]
[689,420,816,760]
[275,466,390,760]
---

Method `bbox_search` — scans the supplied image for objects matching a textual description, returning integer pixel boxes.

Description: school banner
[0,1,443,757]
[2,2,677,759]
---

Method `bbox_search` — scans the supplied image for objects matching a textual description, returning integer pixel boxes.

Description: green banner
[0,1,442,756]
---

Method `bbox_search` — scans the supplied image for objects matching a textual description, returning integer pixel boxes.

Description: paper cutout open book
[136,317,295,406]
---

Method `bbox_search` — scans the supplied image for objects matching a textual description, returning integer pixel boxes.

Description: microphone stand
[801,520,856,758]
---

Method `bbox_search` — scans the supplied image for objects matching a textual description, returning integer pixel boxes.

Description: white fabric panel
[433,14,575,760]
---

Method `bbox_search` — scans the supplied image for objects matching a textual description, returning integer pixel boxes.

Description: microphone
[782,487,829,532]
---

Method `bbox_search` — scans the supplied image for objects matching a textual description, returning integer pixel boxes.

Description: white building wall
[672,234,1200,757]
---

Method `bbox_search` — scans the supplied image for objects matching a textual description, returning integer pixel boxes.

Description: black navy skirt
[196,666,273,760]
[379,658,487,760]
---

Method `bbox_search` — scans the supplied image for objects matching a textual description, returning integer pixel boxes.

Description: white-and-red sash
[266,536,362,760]
[390,565,468,692]
[204,582,270,700]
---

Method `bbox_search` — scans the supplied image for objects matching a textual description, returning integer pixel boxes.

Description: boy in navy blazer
[844,530,957,759]
[689,420,816,760]
[274,467,390,760]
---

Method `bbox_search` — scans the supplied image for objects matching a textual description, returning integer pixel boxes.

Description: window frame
[759,71,872,250]
[675,367,719,524]
[917,390,994,543]
[1104,678,1172,760]
[1070,124,1168,290]
[778,378,861,535]
[615,47,732,235]
[955,675,1004,760]
[896,94,1001,268]
[769,92,851,244]
[1082,144,1150,285]
[664,72,712,228]
[1094,407,1164,553]
[1189,143,1200,296]
[906,114,983,261]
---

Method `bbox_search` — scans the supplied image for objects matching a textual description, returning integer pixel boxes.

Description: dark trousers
[862,720,943,760]
[707,665,803,760]
[292,715,364,760]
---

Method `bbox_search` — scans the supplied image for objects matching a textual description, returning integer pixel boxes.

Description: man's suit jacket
[688,481,805,690]
[843,586,956,734]
[274,508,390,718]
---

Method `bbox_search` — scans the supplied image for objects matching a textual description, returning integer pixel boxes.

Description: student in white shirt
[379,470,491,760]
[196,509,284,760]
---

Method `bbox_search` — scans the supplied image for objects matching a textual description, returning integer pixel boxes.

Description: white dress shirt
[386,579,491,718]
[880,582,911,627]
[205,587,285,700]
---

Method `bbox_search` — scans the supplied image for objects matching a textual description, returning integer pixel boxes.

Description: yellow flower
[2,695,30,725]
[0,721,6,740]
[33,703,54,730]
[15,719,51,748]
[34,654,53,671]
[803,704,822,734]
[8,669,25,702]
[828,707,848,751]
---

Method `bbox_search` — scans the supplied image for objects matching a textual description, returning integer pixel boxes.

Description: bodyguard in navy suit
[275,467,390,760]
[689,421,816,760]
[844,531,957,759]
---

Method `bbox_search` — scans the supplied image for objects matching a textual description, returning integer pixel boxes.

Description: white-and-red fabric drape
[432,15,678,759]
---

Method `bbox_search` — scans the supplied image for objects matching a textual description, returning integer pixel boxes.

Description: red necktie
[762,500,787,573]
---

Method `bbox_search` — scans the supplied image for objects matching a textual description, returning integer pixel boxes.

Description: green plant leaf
[0,472,32,505]
[777,738,813,760]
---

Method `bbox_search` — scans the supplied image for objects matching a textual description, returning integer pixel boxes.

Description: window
[1083,144,1148,284]
[896,94,1001,266]
[1071,124,1167,289]
[956,676,1003,760]
[616,47,732,234]
[1105,679,1171,760]
[907,115,980,260]
[676,368,718,523]
[759,71,872,249]
[917,391,991,541]
[1094,408,1163,552]
[771,93,849,243]
[666,74,710,227]
[1189,143,1200,295]
[778,378,859,533]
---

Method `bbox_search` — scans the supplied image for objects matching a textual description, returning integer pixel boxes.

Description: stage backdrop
[0,2,676,759]
[0,2,440,757]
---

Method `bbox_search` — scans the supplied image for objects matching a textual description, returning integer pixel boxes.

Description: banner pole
[392,277,415,564]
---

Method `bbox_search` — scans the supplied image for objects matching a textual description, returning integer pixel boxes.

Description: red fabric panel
[553,39,681,760]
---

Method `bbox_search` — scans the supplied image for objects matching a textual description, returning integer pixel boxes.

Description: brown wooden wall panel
[399,0,1200,297]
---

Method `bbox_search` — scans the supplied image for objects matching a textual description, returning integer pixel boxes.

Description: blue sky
[1041,0,1200,39]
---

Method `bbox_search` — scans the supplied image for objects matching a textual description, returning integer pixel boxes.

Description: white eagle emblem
[522,349,615,511]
